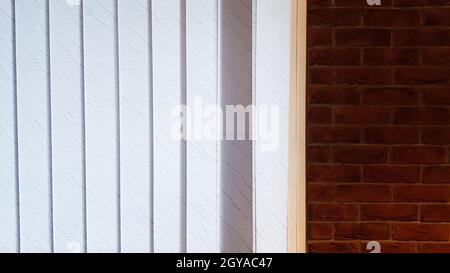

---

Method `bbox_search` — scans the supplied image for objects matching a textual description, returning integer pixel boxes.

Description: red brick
[418,243,450,253]
[307,107,331,124]
[308,146,330,163]
[308,204,358,222]
[309,223,333,240]
[365,127,420,144]
[370,242,416,253]
[307,184,334,202]
[394,107,450,125]
[365,9,420,27]
[309,48,361,65]
[422,48,450,65]
[363,166,420,183]
[361,204,418,221]
[308,107,332,124]
[394,0,450,7]
[308,126,360,144]
[390,146,448,164]
[336,68,392,85]
[364,48,420,65]
[392,224,449,241]
[423,205,450,222]
[335,0,392,7]
[336,29,391,46]
[422,8,450,26]
[308,28,333,46]
[308,242,360,253]
[335,107,391,125]
[335,185,391,202]
[310,68,334,85]
[394,29,450,47]
[421,87,450,105]
[332,146,387,164]
[335,223,390,240]
[308,165,361,183]
[309,9,361,26]
[306,2,450,252]
[395,67,450,85]
[308,0,332,8]
[308,86,360,105]
[394,185,450,203]
[422,127,450,145]
[423,166,450,183]
[362,88,419,105]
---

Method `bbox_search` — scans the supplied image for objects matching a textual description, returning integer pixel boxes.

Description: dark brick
[365,127,420,144]
[394,185,450,203]
[309,9,362,26]
[308,242,360,253]
[392,224,449,241]
[332,146,387,163]
[423,166,450,183]
[308,28,333,46]
[308,204,358,222]
[361,204,418,221]
[364,48,419,65]
[336,68,392,85]
[309,223,333,240]
[364,165,420,183]
[394,107,450,125]
[390,146,448,164]
[308,165,361,183]
[365,9,420,27]
[308,126,360,143]
[308,146,330,163]
[423,127,450,144]
[423,205,450,222]
[335,223,390,240]
[362,88,419,105]
[307,184,334,202]
[336,107,391,125]
[336,29,391,47]
[308,86,360,105]
[309,48,361,65]
[335,185,391,202]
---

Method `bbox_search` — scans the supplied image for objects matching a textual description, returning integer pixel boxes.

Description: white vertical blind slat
[0,0,18,253]
[186,0,219,253]
[254,0,291,252]
[49,0,85,253]
[16,0,52,253]
[152,0,186,253]
[84,0,119,253]
[118,0,152,253]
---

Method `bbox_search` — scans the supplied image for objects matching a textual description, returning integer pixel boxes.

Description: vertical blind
[0,0,291,253]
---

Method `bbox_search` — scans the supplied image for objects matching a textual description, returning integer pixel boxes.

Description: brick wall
[307,0,450,253]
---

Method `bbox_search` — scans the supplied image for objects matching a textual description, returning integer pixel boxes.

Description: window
[0,0,305,253]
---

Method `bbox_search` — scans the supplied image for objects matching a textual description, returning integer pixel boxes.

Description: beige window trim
[288,0,307,253]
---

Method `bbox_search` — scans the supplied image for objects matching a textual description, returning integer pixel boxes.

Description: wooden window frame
[288,0,307,253]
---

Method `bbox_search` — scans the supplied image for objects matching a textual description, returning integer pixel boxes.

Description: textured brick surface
[307,0,450,253]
